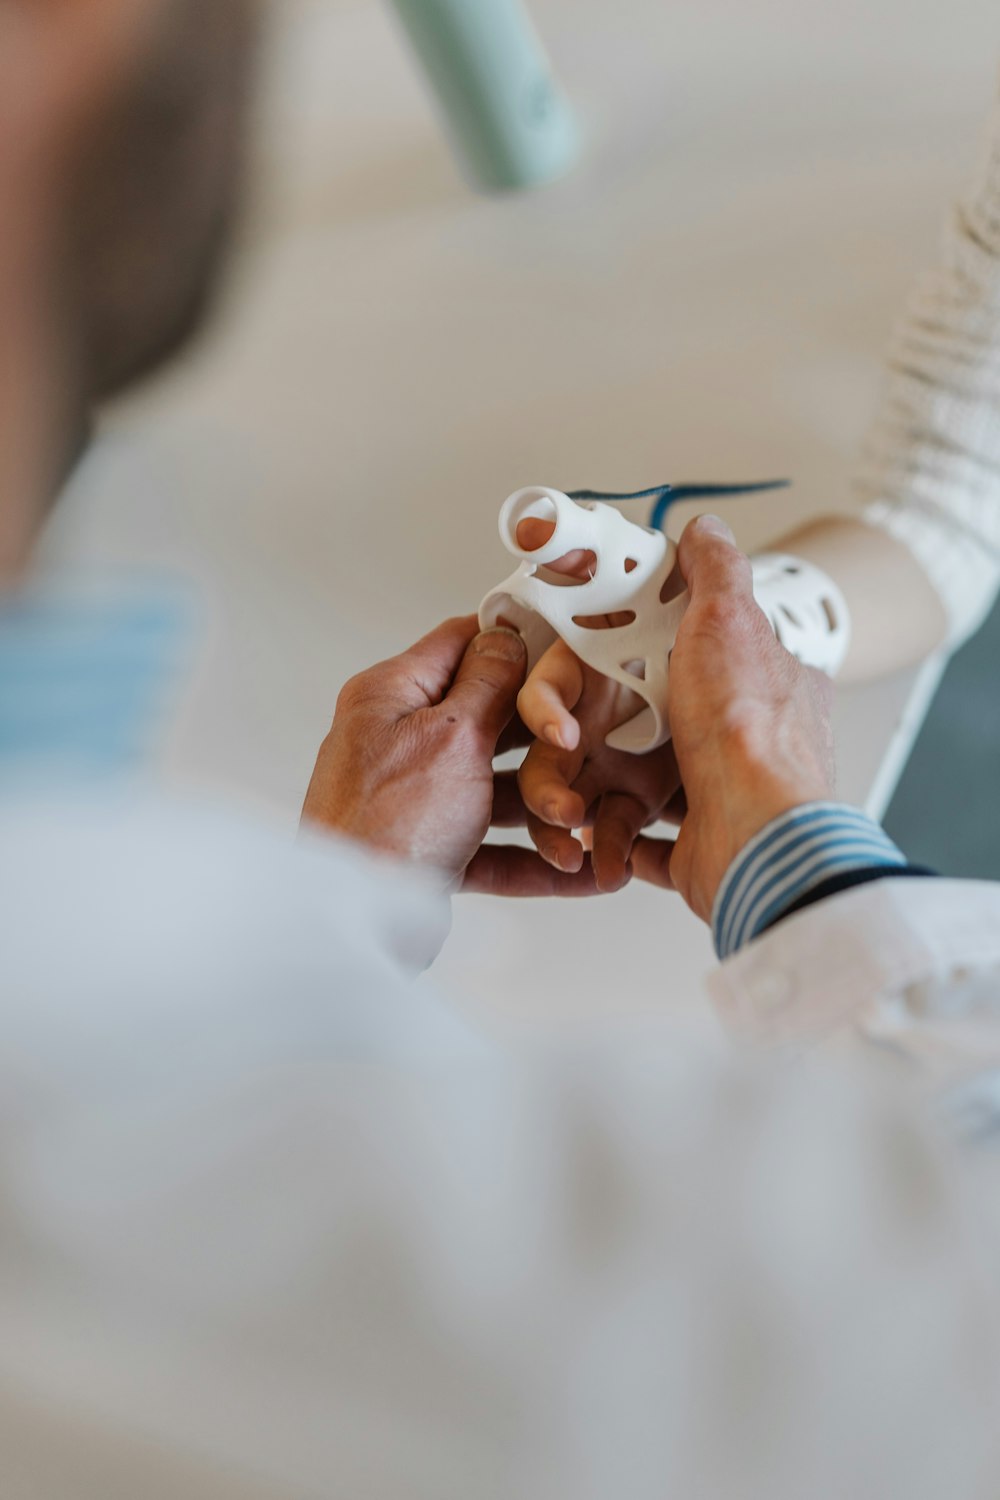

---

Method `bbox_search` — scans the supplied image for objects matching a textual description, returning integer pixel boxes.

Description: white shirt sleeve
[709,876,1000,1092]
[3,794,1000,1498]
[857,73,1000,646]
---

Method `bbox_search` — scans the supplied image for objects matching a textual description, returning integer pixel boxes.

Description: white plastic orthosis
[479,487,851,754]
[749,552,851,678]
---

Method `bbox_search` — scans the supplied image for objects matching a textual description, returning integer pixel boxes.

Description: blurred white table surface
[43,0,996,1029]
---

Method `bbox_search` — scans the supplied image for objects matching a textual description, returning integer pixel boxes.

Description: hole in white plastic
[527,545,596,587]
[572,610,637,631]
[778,604,802,628]
[659,563,685,604]
[504,490,559,554]
[624,558,639,574]
[820,597,838,632]
[621,658,647,680]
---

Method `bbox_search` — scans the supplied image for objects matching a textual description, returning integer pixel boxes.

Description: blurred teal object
[387,0,579,192]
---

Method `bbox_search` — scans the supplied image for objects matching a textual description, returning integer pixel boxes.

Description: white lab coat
[2,790,1000,1500]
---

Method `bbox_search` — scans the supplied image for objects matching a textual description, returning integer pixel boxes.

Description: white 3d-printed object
[479,487,850,753]
[749,552,851,678]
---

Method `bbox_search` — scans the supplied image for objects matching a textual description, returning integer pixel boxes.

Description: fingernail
[543,722,565,749]
[696,514,736,543]
[473,627,526,662]
[542,798,562,825]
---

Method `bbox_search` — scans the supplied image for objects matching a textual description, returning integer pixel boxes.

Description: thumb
[444,628,527,748]
[677,514,754,601]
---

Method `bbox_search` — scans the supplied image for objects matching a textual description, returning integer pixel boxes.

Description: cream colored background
[42,0,998,1024]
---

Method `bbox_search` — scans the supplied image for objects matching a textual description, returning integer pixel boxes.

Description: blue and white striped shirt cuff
[711,802,907,960]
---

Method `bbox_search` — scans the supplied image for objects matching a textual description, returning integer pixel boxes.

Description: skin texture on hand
[516,515,836,918]
[302,615,602,898]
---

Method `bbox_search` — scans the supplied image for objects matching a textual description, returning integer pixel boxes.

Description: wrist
[703,758,833,912]
[711,802,907,959]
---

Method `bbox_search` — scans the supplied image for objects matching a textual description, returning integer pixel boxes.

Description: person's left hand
[302,615,603,896]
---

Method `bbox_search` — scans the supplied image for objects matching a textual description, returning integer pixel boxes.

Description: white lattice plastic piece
[479,488,850,754]
[750,552,850,678]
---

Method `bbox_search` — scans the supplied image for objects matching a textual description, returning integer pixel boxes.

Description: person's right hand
[627,515,837,921]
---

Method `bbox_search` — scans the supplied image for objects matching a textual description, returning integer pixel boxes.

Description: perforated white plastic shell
[480,488,850,753]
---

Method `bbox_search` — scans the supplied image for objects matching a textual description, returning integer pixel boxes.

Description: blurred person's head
[0,0,257,577]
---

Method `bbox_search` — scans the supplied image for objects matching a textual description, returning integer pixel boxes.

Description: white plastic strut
[479,487,850,754]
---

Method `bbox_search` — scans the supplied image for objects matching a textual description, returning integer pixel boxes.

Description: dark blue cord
[567,480,790,534]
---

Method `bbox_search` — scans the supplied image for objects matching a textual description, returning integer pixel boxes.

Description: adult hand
[302,615,601,897]
[630,516,836,919]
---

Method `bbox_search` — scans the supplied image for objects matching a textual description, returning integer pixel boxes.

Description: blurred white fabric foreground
[3,792,1000,1500]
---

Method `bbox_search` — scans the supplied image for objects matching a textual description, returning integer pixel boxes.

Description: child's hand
[517,643,682,891]
[510,514,682,893]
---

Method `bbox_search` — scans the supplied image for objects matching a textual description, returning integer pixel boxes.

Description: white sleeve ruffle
[857,76,1000,646]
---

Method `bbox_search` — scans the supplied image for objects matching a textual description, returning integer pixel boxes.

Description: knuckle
[715,702,771,765]
[336,670,374,712]
[692,596,747,640]
[337,661,403,719]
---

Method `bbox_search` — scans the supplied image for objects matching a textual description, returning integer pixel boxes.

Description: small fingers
[514,518,596,582]
[591,792,648,893]
[517,640,584,752]
[526,810,585,874]
[630,834,678,891]
[518,735,587,830]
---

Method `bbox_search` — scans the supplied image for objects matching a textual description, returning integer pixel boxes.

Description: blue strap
[567,480,790,533]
